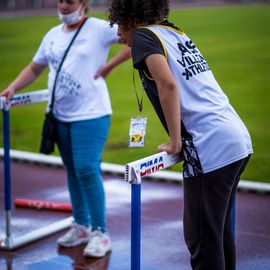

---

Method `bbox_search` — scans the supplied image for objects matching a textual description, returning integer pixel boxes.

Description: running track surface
[0,160,269,270]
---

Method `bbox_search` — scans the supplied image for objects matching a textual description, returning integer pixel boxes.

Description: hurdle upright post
[2,100,13,247]
[131,182,141,270]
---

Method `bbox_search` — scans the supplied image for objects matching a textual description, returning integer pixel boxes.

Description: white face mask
[58,5,83,25]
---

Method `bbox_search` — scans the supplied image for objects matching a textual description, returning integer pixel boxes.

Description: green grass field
[0,4,269,182]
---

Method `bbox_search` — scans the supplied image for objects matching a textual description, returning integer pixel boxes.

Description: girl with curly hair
[108,0,253,269]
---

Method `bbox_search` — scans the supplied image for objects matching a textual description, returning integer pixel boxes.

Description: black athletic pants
[183,155,251,270]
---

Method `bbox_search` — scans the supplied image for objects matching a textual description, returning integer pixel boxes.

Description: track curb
[0,148,269,194]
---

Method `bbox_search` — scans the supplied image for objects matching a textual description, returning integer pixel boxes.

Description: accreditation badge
[129,117,147,147]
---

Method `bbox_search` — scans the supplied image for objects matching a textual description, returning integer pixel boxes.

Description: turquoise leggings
[55,115,110,232]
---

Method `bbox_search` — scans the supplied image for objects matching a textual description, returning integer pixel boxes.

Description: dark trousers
[183,156,250,270]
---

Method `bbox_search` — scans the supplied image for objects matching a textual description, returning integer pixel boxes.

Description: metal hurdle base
[0,216,73,250]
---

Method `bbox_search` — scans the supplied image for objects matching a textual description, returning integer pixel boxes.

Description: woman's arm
[0,62,47,101]
[145,53,182,154]
[94,46,131,79]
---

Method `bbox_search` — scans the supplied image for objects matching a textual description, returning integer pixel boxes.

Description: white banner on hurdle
[0,89,49,110]
[125,151,183,184]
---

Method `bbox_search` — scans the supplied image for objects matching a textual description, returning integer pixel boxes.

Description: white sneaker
[57,222,91,247]
[83,230,111,257]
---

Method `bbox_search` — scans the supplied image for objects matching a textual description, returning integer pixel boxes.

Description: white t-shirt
[132,24,253,176]
[33,17,119,122]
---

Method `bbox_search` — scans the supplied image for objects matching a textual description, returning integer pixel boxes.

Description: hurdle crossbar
[0,90,73,250]
[125,151,182,270]
[0,89,49,110]
[125,151,183,184]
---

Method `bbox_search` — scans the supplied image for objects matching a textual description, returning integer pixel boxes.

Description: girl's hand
[94,65,112,79]
[0,87,16,102]
[157,141,182,155]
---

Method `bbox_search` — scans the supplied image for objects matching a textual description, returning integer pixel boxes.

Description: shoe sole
[83,247,112,258]
[58,238,90,248]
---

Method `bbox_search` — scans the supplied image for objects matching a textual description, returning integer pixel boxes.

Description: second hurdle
[125,151,183,270]
[0,89,73,250]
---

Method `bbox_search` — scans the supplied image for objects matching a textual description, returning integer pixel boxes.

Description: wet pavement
[0,160,270,270]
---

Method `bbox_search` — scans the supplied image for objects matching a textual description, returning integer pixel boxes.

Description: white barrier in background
[1,149,269,193]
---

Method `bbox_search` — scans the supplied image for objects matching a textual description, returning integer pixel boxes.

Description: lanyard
[130,69,147,147]
[132,69,144,112]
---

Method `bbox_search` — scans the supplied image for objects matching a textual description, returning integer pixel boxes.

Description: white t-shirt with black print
[33,17,119,122]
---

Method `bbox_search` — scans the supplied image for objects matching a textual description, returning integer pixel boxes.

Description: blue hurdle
[0,90,73,250]
[125,151,237,270]
[125,152,183,270]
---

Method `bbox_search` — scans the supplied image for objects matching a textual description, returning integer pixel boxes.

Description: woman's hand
[0,86,16,102]
[94,65,112,79]
[94,46,131,79]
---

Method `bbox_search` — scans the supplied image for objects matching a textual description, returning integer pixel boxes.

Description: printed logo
[11,95,31,107]
[140,156,164,177]
[177,40,210,80]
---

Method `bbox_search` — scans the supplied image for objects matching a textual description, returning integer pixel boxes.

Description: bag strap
[49,17,88,113]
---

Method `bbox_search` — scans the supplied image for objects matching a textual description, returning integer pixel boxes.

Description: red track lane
[0,159,270,270]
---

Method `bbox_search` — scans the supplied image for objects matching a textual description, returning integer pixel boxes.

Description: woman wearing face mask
[0,0,130,258]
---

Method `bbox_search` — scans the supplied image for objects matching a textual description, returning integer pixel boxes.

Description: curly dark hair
[108,0,170,30]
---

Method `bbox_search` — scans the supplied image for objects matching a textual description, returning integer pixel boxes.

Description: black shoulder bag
[40,18,87,154]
